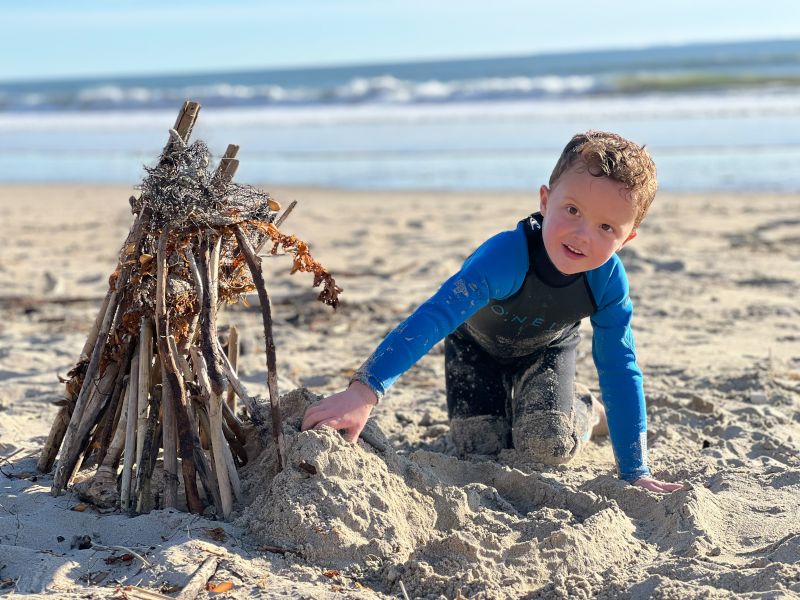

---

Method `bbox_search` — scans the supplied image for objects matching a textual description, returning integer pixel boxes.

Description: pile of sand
[238,384,800,599]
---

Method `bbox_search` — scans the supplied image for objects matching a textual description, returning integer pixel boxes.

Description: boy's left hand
[632,477,684,493]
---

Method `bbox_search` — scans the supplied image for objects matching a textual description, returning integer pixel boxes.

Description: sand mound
[240,389,654,599]
[233,376,800,599]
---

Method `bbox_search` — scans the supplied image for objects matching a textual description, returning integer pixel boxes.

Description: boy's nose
[573,223,590,242]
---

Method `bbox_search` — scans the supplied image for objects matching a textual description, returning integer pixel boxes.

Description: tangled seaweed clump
[136,138,275,230]
[108,136,341,345]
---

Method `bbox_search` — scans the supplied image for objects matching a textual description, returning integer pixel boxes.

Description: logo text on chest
[490,304,560,329]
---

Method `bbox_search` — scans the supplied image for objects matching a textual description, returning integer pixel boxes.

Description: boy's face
[539,166,638,275]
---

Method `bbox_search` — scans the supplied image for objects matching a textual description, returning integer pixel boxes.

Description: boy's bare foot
[591,397,609,438]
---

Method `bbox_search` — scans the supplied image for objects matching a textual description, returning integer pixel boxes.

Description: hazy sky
[4,0,800,81]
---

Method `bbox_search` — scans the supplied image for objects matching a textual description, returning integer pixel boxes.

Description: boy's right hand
[301,381,378,443]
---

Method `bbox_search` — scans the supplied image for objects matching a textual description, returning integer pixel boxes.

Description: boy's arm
[349,228,527,399]
[587,258,650,482]
[302,228,528,439]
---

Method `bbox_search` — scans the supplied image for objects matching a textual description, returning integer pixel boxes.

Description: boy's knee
[450,415,511,456]
[512,410,581,464]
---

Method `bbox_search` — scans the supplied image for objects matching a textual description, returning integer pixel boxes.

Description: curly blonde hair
[549,131,658,229]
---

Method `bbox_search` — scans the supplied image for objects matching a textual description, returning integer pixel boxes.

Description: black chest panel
[462,214,598,359]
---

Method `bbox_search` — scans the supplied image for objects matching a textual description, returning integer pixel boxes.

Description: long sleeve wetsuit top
[354,214,650,481]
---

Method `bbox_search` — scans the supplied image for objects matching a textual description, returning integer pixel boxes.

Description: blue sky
[4,0,800,81]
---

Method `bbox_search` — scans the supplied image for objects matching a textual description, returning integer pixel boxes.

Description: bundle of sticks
[37,101,341,519]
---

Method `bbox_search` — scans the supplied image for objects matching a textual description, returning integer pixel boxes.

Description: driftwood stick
[135,388,162,514]
[234,225,284,471]
[190,347,233,519]
[169,335,194,381]
[59,360,121,487]
[176,556,218,600]
[136,319,154,467]
[167,355,203,514]
[222,418,248,466]
[155,231,179,509]
[154,240,203,514]
[225,326,239,412]
[217,331,271,448]
[79,290,112,360]
[91,378,130,500]
[222,399,247,446]
[212,144,240,189]
[94,342,135,467]
[275,199,298,228]
[193,399,213,457]
[172,100,201,147]
[168,336,221,514]
[155,230,202,513]
[188,397,224,516]
[253,200,297,257]
[51,292,120,493]
[210,235,222,297]
[220,431,243,503]
[218,347,257,413]
[161,377,179,509]
[91,368,126,469]
[38,388,76,473]
[179,244,202,354]
[198,235,226,397]
[121,348,140,512]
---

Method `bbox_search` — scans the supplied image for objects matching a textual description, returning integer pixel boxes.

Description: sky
[3,0,800,82]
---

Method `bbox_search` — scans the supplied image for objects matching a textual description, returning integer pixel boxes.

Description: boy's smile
[539,167,639,275]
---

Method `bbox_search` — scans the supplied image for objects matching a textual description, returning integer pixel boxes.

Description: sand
[0,184,798,599]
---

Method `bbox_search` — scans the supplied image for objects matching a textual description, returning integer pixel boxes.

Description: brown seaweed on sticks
[43,100,340,518]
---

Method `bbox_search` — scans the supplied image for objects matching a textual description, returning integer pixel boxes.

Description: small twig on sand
[0,448,24,467]
[259,543,301,556]
[175,556,219,600]
[116,587,172,600]
[91,543,153,569]
[399,580,411,600]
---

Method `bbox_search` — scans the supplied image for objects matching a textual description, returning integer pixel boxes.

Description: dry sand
[0,184,798,599]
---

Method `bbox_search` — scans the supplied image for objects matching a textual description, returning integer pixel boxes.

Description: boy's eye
[567,206,579,215]
[601,224,613,232]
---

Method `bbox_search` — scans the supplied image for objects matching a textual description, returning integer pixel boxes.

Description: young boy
[302,131,683,493]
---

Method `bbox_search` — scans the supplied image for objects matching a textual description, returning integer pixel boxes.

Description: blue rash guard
[354,215,650,482]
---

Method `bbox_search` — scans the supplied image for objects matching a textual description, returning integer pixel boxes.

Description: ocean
[2,39,800,192]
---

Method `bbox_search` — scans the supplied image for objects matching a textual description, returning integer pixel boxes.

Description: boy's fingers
[343,426,363,443]
[313,418,363,443]
[314,417,344,431]
[661,482,684,491]
[634,477,684,494]
[302,407,334,431]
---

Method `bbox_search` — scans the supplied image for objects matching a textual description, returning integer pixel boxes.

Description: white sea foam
[9,69,798,114]
[2,90,799,134]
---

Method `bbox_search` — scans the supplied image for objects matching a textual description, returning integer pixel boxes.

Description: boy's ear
[620,230,638,248]
[539,185,549,214]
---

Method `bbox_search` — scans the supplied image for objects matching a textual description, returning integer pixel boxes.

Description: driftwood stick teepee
[40,101,341,517]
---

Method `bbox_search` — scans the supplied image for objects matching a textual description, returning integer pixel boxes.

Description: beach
[0,183,798,598]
